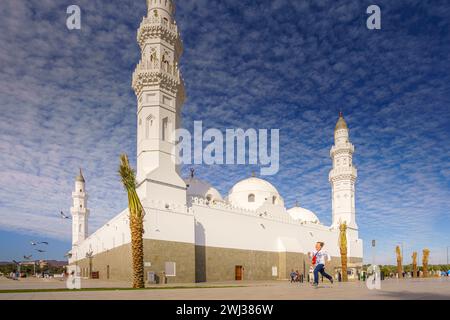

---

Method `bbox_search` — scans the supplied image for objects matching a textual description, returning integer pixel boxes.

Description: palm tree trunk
[422,249,430,278]
[339,223,348,282]
[412,252,417,278]
[341,254,348,282]
[119,154,145,289]
[130,213,145,288]
[396,246,403,278]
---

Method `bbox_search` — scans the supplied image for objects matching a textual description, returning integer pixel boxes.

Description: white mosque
[67,0,363,283]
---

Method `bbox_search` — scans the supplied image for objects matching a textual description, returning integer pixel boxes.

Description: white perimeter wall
[69,202,196,264]
[70,199,363,264]
[192,200,363,259]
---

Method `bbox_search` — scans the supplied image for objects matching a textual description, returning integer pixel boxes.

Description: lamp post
[371,240,376,265]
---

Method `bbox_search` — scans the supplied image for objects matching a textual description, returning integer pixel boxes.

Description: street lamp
[371,240,376,265]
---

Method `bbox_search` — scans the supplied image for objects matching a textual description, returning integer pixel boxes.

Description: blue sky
[0,0,449,264]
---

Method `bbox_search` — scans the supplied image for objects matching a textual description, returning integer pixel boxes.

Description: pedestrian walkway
[0,277,449,300]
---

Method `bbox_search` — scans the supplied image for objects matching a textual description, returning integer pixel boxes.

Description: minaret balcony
[329,167,357,181]
[137,16,181,48]
[132,60,183,96]
[330,143,354,157]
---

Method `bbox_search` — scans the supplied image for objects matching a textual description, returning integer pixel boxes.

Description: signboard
[272,266,278,277]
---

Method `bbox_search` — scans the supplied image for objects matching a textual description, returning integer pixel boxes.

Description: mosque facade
[67,0,363,283]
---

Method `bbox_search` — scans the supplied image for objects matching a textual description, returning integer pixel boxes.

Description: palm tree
[412,252,418,278]
[396,246,403,278]
[118,154,145,288]
[422,249,430,278]
[339,222,348,282]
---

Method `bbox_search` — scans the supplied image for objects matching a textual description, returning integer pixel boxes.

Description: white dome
[228,177,284,210]
[185,177,222,201]
[230,177,279,194]
[287,206,320,224]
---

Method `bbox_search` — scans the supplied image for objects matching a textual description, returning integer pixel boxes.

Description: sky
[0,0,449,265]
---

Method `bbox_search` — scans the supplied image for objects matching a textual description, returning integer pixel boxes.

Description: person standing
[290,270,296,283]
[308,242,334,287]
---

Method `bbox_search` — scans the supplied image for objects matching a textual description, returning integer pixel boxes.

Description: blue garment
[313,264,333,285]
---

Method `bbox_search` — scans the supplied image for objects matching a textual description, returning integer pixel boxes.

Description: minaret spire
[76,168,85,182]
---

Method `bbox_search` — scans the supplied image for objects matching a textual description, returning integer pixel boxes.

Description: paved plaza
[0,277,449,300]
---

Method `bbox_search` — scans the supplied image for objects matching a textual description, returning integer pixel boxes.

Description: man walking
[308,242,334,287]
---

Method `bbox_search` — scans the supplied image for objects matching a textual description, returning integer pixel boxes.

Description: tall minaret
[329,113,358,229]
[132,0,186,205]
[70,169,89,245]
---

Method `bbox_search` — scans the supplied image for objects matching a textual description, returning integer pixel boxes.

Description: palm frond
[119,154,137,190]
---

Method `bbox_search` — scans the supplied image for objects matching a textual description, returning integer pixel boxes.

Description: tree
[119,154,145,288]
[422,249,430,278]
[412,252,418,278]
[339,222,348,282]
[396,246,403,277]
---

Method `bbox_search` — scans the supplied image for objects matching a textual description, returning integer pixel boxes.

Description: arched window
[248,194,255,203]
[272,196,277,205]
[206,194,212,202]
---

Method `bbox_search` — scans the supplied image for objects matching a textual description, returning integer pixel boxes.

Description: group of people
[289,270,305,283]
[290,242,334,288]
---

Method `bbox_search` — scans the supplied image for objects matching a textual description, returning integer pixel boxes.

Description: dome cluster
[185,174,320,223]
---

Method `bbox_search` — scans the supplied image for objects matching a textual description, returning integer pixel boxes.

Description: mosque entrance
[235,266,244,281]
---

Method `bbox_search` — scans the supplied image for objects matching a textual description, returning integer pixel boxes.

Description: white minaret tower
[70,169,89,245]
[132,0,186,205]
[329,113,358,229]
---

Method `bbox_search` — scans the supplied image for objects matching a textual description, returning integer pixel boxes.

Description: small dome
[228,177,283,210]
[230,177,279,195]
[76,169,85,183]
[287,206,320,224]
[185,177,222,201]
[335,112,348,132]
